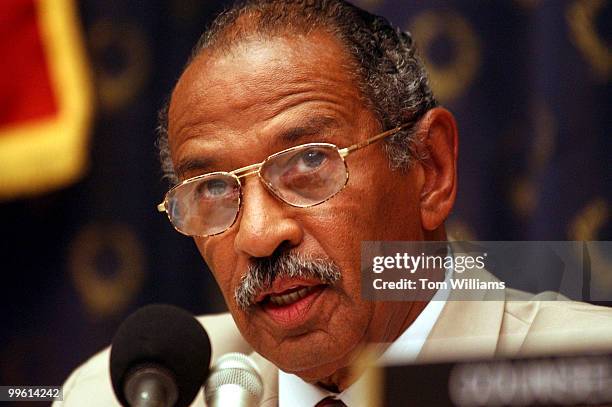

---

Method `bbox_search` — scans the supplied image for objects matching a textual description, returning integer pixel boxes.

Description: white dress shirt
[278,269,452,407]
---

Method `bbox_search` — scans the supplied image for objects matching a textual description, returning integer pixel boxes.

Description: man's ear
[415,107,459,231]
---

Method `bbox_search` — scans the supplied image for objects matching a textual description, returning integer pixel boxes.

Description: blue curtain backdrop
[1,0,610,394]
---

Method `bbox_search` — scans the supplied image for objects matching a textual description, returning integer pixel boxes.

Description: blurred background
[0,0,610,396]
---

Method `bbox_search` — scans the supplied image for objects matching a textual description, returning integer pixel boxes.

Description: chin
[290,360,352,384]
[262,333,359,381]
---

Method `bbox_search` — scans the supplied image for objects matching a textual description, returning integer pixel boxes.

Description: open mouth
[256,284,327,327]
[260,285,321,306]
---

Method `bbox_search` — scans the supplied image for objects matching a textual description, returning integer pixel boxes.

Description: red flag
[0,0,92,199]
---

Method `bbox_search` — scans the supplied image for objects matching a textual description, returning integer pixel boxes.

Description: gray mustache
[234,251,342,311]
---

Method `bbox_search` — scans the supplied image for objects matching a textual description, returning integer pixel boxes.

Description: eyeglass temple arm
[338,123,410,158]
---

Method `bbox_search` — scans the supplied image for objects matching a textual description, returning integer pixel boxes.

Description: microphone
[110,304,212,407]
[204,352,263,407]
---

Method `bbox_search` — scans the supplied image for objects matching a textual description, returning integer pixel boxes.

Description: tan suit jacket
[55,269,612,406]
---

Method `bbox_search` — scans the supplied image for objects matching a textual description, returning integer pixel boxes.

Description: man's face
[168,32,427,381]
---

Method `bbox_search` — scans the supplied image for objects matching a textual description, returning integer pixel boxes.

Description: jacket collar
[417,268,505,362]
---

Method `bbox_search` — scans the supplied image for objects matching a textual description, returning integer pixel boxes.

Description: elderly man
[58,1,612,406]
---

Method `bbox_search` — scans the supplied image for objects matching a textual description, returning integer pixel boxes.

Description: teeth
[269,286,316,306]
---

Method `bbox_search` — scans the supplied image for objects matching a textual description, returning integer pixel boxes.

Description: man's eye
[297,149,327,170]
[198,179,230,198]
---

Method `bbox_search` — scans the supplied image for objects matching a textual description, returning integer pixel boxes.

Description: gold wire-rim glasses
[157,123,411,237]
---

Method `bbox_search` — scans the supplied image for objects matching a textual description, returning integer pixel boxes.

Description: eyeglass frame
[157,122,412,237]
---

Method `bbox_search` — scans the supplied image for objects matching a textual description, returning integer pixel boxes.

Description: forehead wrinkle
[276,115,340,143]
[173,83,353,149]
[243,87,351,127]
[171,76,312,140]
[171,36,362,135]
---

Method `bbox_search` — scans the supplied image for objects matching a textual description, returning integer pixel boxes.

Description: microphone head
[205,352,263,407]
[110,304,211,407]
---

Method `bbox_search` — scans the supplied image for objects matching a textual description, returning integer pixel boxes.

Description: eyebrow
[275,116,341,145]
[175,157,217,180]
[175,115,342,179]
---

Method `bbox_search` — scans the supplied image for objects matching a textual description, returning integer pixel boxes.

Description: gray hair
[157,0,438,184]
[234,250,342,311]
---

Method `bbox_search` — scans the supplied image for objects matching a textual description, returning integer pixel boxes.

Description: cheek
[346,161,422,238]
[194,236,240,305]
[303,168,422,268]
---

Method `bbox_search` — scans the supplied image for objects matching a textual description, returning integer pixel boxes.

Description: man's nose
[233,177,303,258]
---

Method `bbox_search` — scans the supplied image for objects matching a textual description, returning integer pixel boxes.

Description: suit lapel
[417,268,506,362]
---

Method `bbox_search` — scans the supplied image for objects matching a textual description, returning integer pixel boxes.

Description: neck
[314,227,449,392]
[314,299,433,392]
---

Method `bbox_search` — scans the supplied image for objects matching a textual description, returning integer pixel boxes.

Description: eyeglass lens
[166,144,348,236]
[260,144,348,207]
[166,174,241,236]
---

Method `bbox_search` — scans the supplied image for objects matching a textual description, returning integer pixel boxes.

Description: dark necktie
[315,396,347,406]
